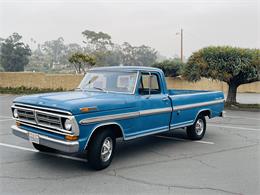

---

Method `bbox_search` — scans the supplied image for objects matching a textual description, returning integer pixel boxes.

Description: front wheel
[186,115,206,140]
[87,129,116,170]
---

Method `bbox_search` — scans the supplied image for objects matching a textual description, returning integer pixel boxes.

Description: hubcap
[100,137,113,162]
[195,119,204,136]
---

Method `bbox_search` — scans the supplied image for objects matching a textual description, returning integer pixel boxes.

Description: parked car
[11,66,224,170]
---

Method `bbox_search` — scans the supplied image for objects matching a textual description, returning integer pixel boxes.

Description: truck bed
[167,89,224,129]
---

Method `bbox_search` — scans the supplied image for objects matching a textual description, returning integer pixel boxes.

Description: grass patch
[0,86,65,94]
[225,102,260,111]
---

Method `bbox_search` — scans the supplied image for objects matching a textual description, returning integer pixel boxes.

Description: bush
[0,86,64,94]
[0,65,4,72]
[153,59,184,77]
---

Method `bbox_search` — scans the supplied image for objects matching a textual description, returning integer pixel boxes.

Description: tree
[183,46,260,104]
[82,30,112,51]
[0,33,31,71]
[153,58,183,77]
[27,44,48,72]
[42,37,66,68]
[68,52,96,74]
[81,29,158,67]
[121,42,157,66]
[65,43,83,57]
[134,45,157,66]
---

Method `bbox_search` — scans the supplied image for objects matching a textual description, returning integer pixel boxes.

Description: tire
[32,143,55,152]
[186,115,206,140]
[87,129,116,170]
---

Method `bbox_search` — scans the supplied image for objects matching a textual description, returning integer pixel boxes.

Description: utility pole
[180,28,183,63]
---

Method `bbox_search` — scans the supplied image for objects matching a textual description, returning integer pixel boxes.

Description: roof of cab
[90,66,163,73]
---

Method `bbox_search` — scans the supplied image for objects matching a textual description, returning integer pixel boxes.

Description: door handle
[162,97,168,101]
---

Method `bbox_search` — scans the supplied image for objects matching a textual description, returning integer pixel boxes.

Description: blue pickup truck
[11,66,224,170]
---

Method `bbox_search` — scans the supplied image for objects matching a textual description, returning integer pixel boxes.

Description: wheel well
[86,124,123,149]
[198,110,211,118]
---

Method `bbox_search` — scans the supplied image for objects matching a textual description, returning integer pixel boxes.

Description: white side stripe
[80,99,224,125]
[173,99,224,111]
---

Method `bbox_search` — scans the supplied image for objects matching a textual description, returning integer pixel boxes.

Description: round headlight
[64,119,72,130]
[13,109,18,118]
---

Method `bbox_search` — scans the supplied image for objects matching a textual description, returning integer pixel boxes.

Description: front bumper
[11,125,79,153]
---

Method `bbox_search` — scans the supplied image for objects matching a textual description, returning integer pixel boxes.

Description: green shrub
[0,86,65,94]
[153,59,184,77]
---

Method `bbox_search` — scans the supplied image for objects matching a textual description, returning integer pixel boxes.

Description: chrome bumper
[11,125,79,153]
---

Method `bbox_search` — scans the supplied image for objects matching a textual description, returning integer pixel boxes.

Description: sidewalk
[225,93,260,104]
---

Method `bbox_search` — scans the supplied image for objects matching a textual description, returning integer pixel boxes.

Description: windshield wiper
[93,87,107,92]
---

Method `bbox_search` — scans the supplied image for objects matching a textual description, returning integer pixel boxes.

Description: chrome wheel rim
[195,119,204,136]
[100,137,113,162]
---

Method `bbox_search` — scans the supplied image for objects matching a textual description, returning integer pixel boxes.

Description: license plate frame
[28,132,39,144]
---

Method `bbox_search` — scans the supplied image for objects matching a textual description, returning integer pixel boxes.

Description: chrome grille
[12,104,73,135]
[36,112,62,129]
[17,109,36,123]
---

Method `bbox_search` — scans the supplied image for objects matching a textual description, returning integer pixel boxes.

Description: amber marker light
[80,107,97,113]
[65,135,79,141]
[16,122,21,126]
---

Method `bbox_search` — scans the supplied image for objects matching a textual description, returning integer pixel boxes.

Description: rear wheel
[87,129,116,170]
[186,115,206,140]
[32,143,55,152]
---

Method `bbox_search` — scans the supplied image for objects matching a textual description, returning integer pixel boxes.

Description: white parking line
[0,142,87,162]
[153,135,215,145]
[0,142,36,152]
[0,115,12,119]
[225,115,260,121]
[208,124,260,132]
[195,140,215,144]
[0,119,14,122]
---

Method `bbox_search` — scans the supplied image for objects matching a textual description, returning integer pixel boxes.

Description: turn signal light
[80,107,97,113]
[16,122,21,126]
[65,135,78,141]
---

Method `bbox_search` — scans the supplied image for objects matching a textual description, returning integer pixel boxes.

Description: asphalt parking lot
[0,94,259,195]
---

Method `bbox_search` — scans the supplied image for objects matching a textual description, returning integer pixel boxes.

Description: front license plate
[28,132,39,144]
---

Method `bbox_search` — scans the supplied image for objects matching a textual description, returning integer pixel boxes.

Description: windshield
[78,71,138,94]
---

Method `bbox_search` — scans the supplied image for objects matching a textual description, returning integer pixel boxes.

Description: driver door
[134,72,171,137]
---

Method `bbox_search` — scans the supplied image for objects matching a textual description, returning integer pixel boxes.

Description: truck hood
[13,91,136,115]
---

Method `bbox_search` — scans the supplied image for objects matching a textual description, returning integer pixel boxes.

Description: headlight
[13,109,18,118]
[64,119,72,130]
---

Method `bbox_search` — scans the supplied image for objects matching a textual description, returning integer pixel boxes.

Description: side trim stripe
[171,91,223,97]
[139,107,172,116]
[80,107,172,125]
[173,99,224,111]
[80,111,140,124]
[80,99,224,125]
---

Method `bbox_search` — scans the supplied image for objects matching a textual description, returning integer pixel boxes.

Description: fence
[0,72,259,93]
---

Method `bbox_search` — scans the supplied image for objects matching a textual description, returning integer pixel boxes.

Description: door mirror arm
[146,72,152,99]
